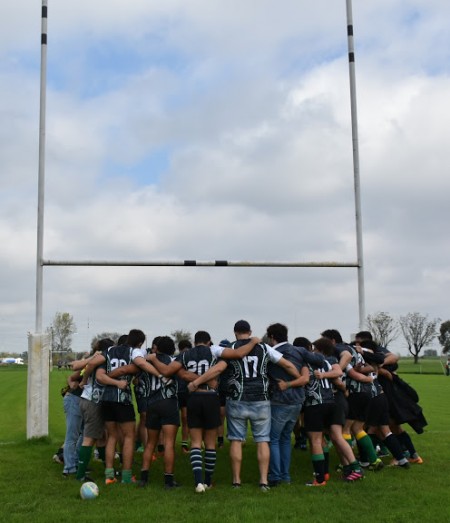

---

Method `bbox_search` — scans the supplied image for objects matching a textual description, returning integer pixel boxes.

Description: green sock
[122,469,133,483]
[350,460,362,473]
[105,467,115,480]
[356,431,378,463]
[76,446,93,480]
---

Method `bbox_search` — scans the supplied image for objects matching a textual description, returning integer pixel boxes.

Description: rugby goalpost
[28,0,364,438]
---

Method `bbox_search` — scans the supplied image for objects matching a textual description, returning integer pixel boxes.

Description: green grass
[1,367,450,522]
[398,357,446,375]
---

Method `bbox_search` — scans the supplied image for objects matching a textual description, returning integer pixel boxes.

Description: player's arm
[177,368,200,383]
[147,354,182,377]
[338,350,353,371]
[96,368,129,390]
[188,360,228,392]
[79,352,106,386]
[353,363,375,375]
[382,351,399,367]
[275,356,301,379]
[213,337,261,359]
[314,363,343,381]
[130,356,161,378]
[108,363,140,379]
[377,367,394,380]
[71,352,99,371]
[346,365,373,383]
[332,377,347,392]
[67,370,82,390]
[277,365,309,391]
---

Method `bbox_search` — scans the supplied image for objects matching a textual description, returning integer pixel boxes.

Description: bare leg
[161,424,178,474]
[230,441,243,484]
[256,441,270,485]
[104,421,118,469]
[120,421,136,470]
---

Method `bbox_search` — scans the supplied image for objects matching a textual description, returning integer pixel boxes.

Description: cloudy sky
[1,1,449,355]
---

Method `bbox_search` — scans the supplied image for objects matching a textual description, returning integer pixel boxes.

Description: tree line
[40,311,450,366]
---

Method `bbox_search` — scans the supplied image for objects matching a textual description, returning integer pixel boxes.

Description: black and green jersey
[346,347,383,397]
[222,340,282,402]
[100,344,134,405]
[176,344,220,382]
[147,353,178,405]
[304,358,335,407]
[132,347,152,400]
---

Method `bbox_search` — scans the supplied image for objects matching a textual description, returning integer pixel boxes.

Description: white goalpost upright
[28,0,365,438]
[28,0,49,439]
[346,0,366,328]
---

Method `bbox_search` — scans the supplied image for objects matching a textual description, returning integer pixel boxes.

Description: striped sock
[204,449,217,486]
[190,448,203,485]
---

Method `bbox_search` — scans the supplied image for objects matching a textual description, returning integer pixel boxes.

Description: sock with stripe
[190,447,203,485]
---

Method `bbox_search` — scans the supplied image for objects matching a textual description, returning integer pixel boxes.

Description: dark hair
[117,334,128,345]
[156,336,175,356]
[152,336,161,347]
[178,339,193,351]
[234,320,251,333]
[355,331,372,341]
[320,329,343,344]
[313,337,335,356]
[293,337,312,350]
[360,339,379,352]
[266,323,288,343]
[96,338,115,352]
[194,331,212,345]
[127,329,146,348]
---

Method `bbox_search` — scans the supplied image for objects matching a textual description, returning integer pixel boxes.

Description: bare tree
[171,329,192,345]
[438,321,450,354]
[90,332,123,350]
[47,312,77,354]
[365,311,399,348]
[399,312,439,364]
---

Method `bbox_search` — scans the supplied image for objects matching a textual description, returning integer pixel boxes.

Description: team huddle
[60,320,426,492]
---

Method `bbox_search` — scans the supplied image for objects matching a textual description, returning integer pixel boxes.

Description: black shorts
[178,392,188,409]
[348,392,371,422]
[101,401,135,423]
[187,392,221,430]
[303,402,342,432]
[146,398,180,430]
[219,391,227,407]
[366,394,390,427]
[333,391,348,426]
[137,396,150,414]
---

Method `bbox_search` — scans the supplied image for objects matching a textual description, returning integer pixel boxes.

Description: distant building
[1,357,24,365]
[424,349,438,357]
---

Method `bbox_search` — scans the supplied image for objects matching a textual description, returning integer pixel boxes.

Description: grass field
[1,366,449,523]
[397,357,446,375]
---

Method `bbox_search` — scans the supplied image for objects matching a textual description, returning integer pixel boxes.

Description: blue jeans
[268,403,302,483]
[63,393,83,473]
